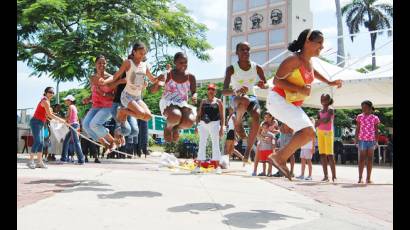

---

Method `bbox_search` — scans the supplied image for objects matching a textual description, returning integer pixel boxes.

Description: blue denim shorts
[120,90,141,108]
[230,95,259,111]
[358,140,376,151]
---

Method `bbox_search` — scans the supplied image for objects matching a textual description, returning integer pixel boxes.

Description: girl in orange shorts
[252,122,275,176]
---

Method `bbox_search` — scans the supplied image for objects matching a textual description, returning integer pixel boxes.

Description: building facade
[227,0,313,75]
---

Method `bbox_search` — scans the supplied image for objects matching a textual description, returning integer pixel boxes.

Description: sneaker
[77,162,85,165]
[94,159,101,164]
[305,176,312,181]
[257,172,266,176]
[27,161,35,169]
[191,166,201,174]
[35,161,48,169]
[215,167,222,175]
[251,172,257,176]
[296,175,305,180]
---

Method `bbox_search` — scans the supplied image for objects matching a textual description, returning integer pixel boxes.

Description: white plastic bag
[49,119,69,141]
[159,153,179,168]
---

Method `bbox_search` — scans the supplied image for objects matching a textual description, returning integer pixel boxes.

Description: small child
[356,100,380,184]
[297,117,316,180]
[252,122,275,176]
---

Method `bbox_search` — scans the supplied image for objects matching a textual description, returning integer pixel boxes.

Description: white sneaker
[305,176,312,181]
[191,166,201,174]
[27,161,35,169]
[215,167,222,175]
[36,161,48,169]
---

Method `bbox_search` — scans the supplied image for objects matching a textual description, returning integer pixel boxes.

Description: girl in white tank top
[100,42,160,123]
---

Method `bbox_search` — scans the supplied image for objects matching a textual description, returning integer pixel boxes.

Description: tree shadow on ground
[167,203,235,214]
[97,191,162,199]
[222,209,303,229]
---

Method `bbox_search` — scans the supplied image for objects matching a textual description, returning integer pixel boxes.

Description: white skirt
[159,98,197,118]
[266,91,314,133]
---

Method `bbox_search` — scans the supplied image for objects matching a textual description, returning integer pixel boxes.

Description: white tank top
[124,60,147,97]
[227,115,235,131]
[230,61,259,96]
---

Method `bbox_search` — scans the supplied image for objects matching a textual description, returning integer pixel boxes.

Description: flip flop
[268,154,291,181]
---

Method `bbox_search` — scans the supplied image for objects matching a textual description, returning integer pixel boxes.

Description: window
[248,32,266,48]
[250,51,267,65]
[250,0,266,8]
[233,0,246,13]
[231,35,246,51]
[269,28,286,44]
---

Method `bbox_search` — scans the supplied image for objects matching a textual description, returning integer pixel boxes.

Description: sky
[17,0,393,111]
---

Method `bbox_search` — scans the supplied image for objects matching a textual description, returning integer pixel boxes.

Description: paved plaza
[17,153,392,230]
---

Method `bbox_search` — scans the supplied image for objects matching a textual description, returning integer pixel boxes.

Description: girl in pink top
[315,94,337,182]
[61,95,85,163]
[355,100,380,184]
[153,52,197,143]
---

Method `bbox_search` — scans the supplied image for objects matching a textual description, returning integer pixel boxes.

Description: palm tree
[341,0,393,70]
[335,0,345,67]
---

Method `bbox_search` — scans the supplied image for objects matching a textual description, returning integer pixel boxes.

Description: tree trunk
[335,0,345,67]
[370,32,377,70]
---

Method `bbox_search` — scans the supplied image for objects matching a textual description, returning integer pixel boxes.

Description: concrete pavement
[17,153,392,230]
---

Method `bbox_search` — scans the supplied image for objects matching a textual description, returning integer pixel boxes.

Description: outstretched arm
[314,69,342,88]
[100,60,129,85]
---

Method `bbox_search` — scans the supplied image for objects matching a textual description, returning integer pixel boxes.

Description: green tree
[341,0,393,70]
[17,0,212,84]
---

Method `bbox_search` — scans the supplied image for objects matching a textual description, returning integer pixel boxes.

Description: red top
[91,84,114,108]
[33,96,48,123]
[272,64,314,106]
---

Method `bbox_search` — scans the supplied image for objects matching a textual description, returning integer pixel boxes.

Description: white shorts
[300,149,313,160]
[266,91,315,133]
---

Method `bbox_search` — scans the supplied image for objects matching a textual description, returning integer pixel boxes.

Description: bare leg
[262,162,266,175]
[267,162,272,176]
[328,155,337,181]
[126,100,152,121]
[320,154,329,181]
[358,150,367,183]
[233,149,244,160]
[174,107,195,142]
[307,159,312,177]
[366,148,374,183]
[253,152,260,174]
[244,108,260,162]
[300,158,306,177]
[289,155,295,176]
[269,127,315,170]
[163,106,182,142]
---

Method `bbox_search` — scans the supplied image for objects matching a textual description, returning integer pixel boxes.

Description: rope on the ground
[51,119,193,172]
